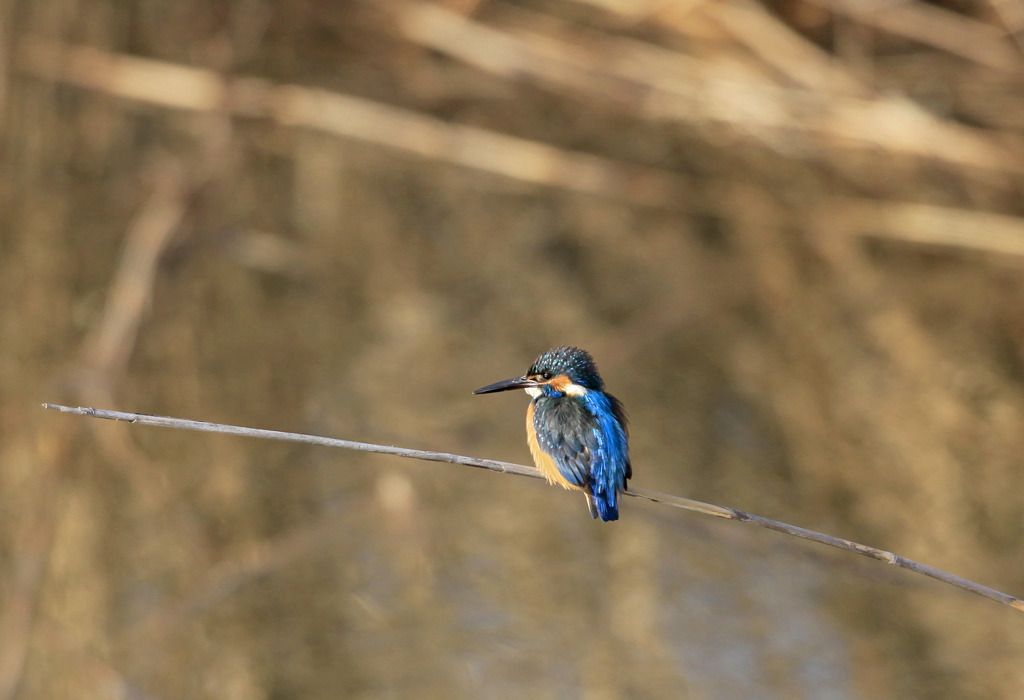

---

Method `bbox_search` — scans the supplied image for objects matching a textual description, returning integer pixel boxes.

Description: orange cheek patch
[547,374,586,396]
[548,374,571,392]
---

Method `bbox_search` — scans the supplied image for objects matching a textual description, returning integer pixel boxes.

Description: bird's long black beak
[473,375,537,395]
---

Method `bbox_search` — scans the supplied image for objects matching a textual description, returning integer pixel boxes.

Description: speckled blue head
[528,346,604,391]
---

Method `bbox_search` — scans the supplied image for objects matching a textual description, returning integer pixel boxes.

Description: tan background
[2,1,1024,698]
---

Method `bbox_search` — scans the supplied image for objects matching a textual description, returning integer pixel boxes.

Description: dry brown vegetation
[3,0,1024,698]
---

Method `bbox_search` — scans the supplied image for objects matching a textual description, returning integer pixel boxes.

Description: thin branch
[41,403,540,478]
[42,403,1024,614]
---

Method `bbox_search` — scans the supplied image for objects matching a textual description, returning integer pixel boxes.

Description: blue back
[580,391,630,521]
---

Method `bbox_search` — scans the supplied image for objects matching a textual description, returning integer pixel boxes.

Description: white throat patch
[524,384,587,397]
[563,383,588,397]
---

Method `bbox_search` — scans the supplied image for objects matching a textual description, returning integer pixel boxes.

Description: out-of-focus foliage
[2,1,1024,698]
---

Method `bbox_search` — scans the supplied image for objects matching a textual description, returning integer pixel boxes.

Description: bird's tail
[587,489,619,522]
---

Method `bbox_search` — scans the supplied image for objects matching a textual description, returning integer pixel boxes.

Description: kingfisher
[473,346,631,521]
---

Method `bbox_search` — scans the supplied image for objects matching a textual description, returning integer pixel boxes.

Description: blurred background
[3,0,1024,698]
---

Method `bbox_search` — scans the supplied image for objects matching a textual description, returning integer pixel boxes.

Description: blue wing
[532,392,630,521]
[583,391,630,521]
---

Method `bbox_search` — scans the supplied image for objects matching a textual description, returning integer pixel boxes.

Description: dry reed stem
[41,404,1024,613]
[0,156,189,699]
[807,0,1018,70]
[19,38,690,209]
[75,164,186,477]
[698,0,866,93]
[0,167,184,700]
[0,2,9,134]
[393,2,1015,171]
[0,437,64,700]
[19,35,1021,197]
[81,168,185,379]
[985,0,1024,52]
[28,29,1024,260]
[830,199,1024,260]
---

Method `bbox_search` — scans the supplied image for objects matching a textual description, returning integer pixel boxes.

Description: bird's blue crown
[528,346,604,391]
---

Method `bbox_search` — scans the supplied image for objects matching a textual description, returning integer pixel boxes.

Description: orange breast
[526,403,580,491]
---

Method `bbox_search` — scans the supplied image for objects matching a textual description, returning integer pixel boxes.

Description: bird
[473,346,631,521]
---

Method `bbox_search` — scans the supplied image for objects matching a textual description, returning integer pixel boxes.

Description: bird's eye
[541,370,552,380]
